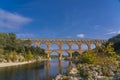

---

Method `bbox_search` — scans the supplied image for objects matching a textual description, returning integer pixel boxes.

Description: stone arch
[50,43,59,50]
[81,43,88,51]
[62,43,69,50]
[50,51,59,57]
[62,51,69,57]
[71,43,79,50]
[95,43,102,47]
[90,43,96,49]
[40,43,47,50]
[31,43,36,47]
[34,41,40,47]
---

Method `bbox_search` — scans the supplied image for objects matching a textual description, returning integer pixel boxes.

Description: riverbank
[0,61,36,68]
[0,58,64,68]
[55,67,82,80]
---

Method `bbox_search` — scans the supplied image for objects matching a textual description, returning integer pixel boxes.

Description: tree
[4,32,17,51]
[0,33,8,49]
[107,34,120,54]
[98,43,116,57]
[23,40,32,47]
[72,51,80,57]
[80,50,96,64]
[12,51,18,62]
[27,50,34,61]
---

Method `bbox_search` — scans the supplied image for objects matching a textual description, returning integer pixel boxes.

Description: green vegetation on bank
[107,34,120,54]
[73,34,120,79]
[0,32,46,62]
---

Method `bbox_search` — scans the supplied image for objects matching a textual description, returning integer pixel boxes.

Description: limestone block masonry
[20,38,107,59]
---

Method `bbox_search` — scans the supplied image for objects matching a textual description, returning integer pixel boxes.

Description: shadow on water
[0,59,75,80]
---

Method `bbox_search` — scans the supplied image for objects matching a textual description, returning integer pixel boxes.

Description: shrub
[0,49,4,54]
[101,77,112,80]
[24,51,34,61]
[28,51,34,60]
[11,51,18,62]
[62,77,71,80]
[80,53,96,64]
[4,53,11,62]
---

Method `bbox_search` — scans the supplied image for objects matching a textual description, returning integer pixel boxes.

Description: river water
[0,59,75,80]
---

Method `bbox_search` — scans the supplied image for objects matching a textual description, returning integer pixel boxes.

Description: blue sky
[0,0,120,39]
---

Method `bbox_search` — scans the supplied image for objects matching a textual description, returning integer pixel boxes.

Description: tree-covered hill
[107,34,120,53]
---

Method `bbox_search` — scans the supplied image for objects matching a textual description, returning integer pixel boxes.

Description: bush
[24,51,34,61]
[11,51,18,62]
[80,53,96,64]
[0,54,4,62]
[4,53,11,62]
[0,49,4,54]
[62,77,71,80]
[101,77,112,80]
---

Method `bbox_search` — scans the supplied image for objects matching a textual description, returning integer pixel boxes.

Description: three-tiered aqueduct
[21,38,107,59]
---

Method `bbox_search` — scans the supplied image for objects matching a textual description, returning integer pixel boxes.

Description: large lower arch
[90,43,96,49]
[81,43,88,51]
[62,51,69,57]
[50,51,59,59]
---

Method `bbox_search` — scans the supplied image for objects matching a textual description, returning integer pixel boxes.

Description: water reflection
[0,59,75,80]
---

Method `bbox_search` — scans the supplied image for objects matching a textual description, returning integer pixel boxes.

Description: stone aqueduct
[21,38,107,59]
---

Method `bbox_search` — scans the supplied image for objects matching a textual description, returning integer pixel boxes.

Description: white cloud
[106,31,116,34]
[106,30,120,35]
[77,34,85,38]
[16,33,34,38]
[0,9,32,29]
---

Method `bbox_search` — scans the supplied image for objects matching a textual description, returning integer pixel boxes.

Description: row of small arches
[32,43,101,51]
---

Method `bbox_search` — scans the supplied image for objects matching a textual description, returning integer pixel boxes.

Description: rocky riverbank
[55,67,81,80]
[77,63,120,80]
[55,63,120,80]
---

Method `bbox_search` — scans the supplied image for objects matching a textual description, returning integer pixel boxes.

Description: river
[0,59,75,80]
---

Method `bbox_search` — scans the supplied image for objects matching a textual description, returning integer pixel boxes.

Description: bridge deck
[19,38,107,42]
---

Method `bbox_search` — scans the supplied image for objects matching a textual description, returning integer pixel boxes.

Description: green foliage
[107,34,120,54]
[0,49,4,54]
[4,53,11,62]
[72,51,80,57]
[23,40,32,47]
[11,51,18,62]
[101,77,112,80]
[34,55,39,61]
[106,43,116,56]
[24,51,34,61]
[62,77,71,80]
[0,32,46,62]
[5,32,17,51]
[75,34,120,79]
[80,50,96,64]
[51,56,59,58]
[97,42,116,57]
[27,50,34,60]
[101,57,119,76]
